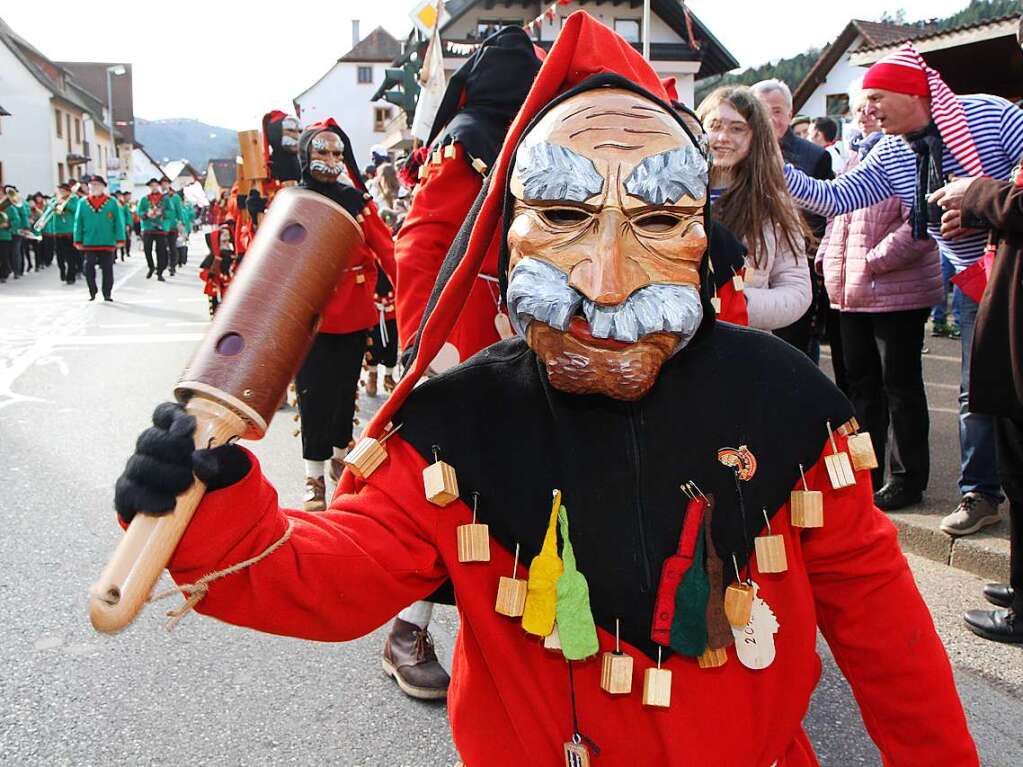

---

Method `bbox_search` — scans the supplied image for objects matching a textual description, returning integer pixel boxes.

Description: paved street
[0,235,1020,766]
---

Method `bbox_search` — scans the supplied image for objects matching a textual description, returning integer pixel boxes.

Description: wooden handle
[89,397,247,634]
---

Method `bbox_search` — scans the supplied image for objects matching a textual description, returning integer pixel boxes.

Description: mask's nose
[568,208,648,306]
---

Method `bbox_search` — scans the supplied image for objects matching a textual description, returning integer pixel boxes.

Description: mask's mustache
[281,136,299,147]
[309,160,343,177]
[506,257,703,346]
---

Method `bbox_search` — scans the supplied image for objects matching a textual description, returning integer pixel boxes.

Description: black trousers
[143,232,169,275]
[55,238,76,281]
[840,308,931,492]
[295,330,369,461]
[0,240,12,280]
[367,318,398,368]
[166,232,178,272]
[995,416,1023,613]
[11,236,24,275]
[40,237,54,270]
[84,251,115,298]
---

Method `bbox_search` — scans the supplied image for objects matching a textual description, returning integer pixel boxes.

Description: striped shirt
[785,95,1023,271]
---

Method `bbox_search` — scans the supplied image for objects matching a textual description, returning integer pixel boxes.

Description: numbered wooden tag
[754,508,788,574]
[494,311,514,339]
[824,421,856,489]
[847,432,878,471]
[724,582,754,628]
[731,580,780,671]
[495,544,527,617]
[343,424,402,479]
[599,620,633,695]
[642,648,672,708]
[790,463,823,528]
[564,741,591,767]
[443,143,457,160]
[697,646,728,669]
[423,445,459,506]
[458,493,490,563]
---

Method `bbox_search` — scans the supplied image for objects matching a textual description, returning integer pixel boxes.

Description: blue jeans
[958,288,1002,500]
[933,254,961,325]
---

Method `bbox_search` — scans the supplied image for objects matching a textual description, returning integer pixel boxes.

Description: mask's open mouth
[566,316,634,350]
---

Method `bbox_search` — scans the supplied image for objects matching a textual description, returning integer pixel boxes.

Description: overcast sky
[3,0,973,130]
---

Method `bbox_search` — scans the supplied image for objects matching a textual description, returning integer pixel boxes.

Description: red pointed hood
[367,11,676,438]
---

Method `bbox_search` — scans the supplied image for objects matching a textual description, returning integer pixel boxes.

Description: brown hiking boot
[303,476,326,512]
[366,369,378,397]
[383,373,396,393]
[382,618,450,700]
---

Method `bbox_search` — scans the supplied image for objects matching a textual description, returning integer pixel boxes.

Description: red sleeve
[715,280,749,326]
[801,438,978,766]
[360,200,396,285]
[395,151,483,349]
[167,443,447,641]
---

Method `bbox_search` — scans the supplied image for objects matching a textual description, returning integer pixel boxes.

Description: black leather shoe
[983,584,1015,609]
[873,480,922,511]
[964,609,1023,644]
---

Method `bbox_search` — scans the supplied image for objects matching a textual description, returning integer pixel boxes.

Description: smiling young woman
[698,86,811,334]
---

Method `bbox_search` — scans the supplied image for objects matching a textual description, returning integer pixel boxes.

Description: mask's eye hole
[539,207,589,226]
[634,213,683,233]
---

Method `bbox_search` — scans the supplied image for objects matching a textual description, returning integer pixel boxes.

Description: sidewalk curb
[890,511,1010,583]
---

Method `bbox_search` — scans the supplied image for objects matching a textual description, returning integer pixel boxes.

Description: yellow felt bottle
[522,490,564,637]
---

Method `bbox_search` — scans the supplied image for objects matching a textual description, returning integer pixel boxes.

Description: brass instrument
[0,198,10,232]
[34,195,70,233]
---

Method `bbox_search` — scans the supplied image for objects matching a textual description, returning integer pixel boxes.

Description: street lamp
[106,65,126,186]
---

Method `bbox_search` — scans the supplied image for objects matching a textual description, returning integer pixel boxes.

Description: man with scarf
[784,45,1023,525]
[111,15,976,766]
[288,120,395,515]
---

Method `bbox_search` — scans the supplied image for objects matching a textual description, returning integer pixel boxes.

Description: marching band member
[138,178,169,281]
[73,175,124,302]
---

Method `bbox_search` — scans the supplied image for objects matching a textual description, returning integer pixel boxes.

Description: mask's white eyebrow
[624,146,708,205]
[514,140,604,203]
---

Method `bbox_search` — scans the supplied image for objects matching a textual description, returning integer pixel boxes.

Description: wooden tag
[564,742,591,767]
[724,582,754,628]
[697,646,728,669]
[417,164,428,180]
[443,143,457,159]
[494,311,514,339]
[431,150,442,165]
[732,273,745,291]
[754,534,787,574]
[457,523,490,563]
[355,273,366,284]
[544,623,562,651]
[710,295,722,313]
[825,452,856,489]
[790,490,823,528]
[343,435,390,479]
[847,432,878,471]
[423,448,459,506]
[600,652,633,695]
[471,157,488,175]
[642,667,672,708]
[496,576,527,617]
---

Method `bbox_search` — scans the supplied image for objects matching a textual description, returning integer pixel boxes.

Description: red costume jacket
[395,145,504,362]
[319,199,397,335]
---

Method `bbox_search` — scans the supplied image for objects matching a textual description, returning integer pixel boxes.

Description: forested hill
[694,0,1020,106]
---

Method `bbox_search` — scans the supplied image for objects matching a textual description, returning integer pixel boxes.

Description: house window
[476,19,523,38]
[374,106,391,133]
[614,19,640,43]
[826,94,850,118]
[0,161,4,186]
[357,66,373,84]
[66,115,72,151]
[75,118,81,143]
[55,109,63,137]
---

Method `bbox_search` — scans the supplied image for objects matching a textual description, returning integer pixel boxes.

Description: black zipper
[626,402,653,592]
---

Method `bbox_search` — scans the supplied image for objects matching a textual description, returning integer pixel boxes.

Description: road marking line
[53,332,204,346]
[166,321,209,327]
[99,323,151,329]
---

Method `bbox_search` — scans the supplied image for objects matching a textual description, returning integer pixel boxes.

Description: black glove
[245,192,266,218]
[114,402,251,524]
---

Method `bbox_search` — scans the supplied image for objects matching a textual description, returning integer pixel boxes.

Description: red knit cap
[862,51,930,96]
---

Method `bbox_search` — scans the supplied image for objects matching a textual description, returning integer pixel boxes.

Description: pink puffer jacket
[816,154,942,312]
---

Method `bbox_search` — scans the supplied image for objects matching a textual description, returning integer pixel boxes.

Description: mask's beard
[308,160,343,179]
[507,257,703,350]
